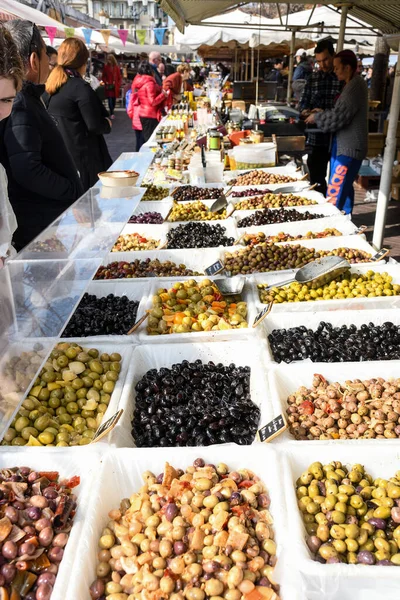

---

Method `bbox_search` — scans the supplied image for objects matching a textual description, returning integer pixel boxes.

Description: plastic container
[137,276,257,344]
[110,340,270,447]
[281,443,400,600]
[60,280,149,343]
[235,203,343,225]
[66,445,302,600]
[0,448,100,600]
[113,223,168,250]
[274,234,375,256]
[164,218,238,245]
[251,263,400,312]
[231,143,277,169]
[129,200,173,221]
[236,215,358,240]
[229,188,328,207]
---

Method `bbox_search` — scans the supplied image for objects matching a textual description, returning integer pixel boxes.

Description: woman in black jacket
[46,38,112,192]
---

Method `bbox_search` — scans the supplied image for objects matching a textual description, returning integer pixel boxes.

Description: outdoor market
[1,0,400,598]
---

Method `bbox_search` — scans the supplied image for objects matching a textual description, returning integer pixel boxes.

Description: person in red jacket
[163,64,193,108]
[102,54,121,118]
[132,61,168,142]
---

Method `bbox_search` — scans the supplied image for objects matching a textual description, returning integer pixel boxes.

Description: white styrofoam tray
[164,218,238,244]
[282,443,400,600]
[130,200,173,220]
[110,340,271,447]
[236,215,358,239]
[234,203,344,223]
[115,223,168,249]
[99,248,220,281]
[60,280,149,343]
[229,189,328,207]
[225,166,307,181]
[0,448,101,600]
[261,307,400,363]
[67,445,303,600]
[267,359,400,445]
[250,263,400,312]
[274,235,375,256]
[137,276,257,344]
[167,182,226,201]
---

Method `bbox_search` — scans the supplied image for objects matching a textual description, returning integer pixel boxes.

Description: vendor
[306,50,368,214]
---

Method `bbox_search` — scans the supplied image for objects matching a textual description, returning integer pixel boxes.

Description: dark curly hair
[0,24,24,91]
[137,61,154,77]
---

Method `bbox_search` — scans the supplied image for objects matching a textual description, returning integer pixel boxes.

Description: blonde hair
[107,54,117,66]
[0,25,23,92]
[46,37,89,95]
[177,64,190,74]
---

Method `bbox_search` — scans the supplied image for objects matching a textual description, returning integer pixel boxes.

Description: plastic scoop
[265,256,350,291]
[215,277,245,296]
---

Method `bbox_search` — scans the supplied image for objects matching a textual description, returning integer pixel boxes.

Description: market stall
[2,94,400,600]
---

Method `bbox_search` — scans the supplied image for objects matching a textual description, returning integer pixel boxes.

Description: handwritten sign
[205,260,225,276]
[252,303,273,328]
[257,414,287,443]
[371,248,389,261]
[91,409,123,443]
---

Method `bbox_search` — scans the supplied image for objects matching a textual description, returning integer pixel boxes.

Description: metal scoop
[215,277,245,296]
[265,256,350,291]
[273,183,318,194]
[210,193,228,214]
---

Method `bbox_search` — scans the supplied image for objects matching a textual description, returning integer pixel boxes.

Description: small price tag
[356,225,367,234]
[91,409,123,443]
[252,302,273,328]
[371,248,389,261]
[205,260,225,276]
[257,414,287,443]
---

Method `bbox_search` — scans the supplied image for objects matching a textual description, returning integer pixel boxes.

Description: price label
[252,303,273,328]
[91,409,123,443]
[205,260,225,276]
[257,414,287,443]
[356,225,367,234]
[372,248,389,261]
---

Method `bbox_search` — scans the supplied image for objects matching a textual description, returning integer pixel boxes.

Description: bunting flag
[100,29,111,46]
[136,29,146,45]
[64,27,75,38]
[82,28,93,45]
[154,28,166,46]
[117,29,129,46]
[45,26,57,45]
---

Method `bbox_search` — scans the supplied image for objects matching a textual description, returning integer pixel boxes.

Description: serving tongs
[264,256,350,291]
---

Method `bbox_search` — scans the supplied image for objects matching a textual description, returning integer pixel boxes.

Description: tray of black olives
[108,341,271,448]
[164,220,238,249]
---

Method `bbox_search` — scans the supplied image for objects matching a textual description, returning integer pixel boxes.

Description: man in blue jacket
[0,20,82,251]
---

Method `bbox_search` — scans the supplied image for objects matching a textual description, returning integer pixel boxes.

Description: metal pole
[337,4,349,52]
[245,49,249,81]
[251,47,254,81]
[234,46,238,80]
[372,39,400,249]
[286,29,296,105]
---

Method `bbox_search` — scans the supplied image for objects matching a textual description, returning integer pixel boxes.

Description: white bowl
[98,170,139,187]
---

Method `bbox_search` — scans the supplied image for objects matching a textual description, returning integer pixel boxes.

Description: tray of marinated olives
[237,216,358,242]
[268,361,400,443]
[171,184,226,202]
[113,224,168,251]
[129,201,173,223]
[167,201,230,222]
[282,445,400,600]
[253,264,400,312]
[109,341,270,447]
[61,281,148,341]
[262,309,400,364]
[235,205,343,228]
[2,342,132,448]
[141,184,173,201]
[68,446,298,600]
[0,449,99,600]
[137,277,256,342]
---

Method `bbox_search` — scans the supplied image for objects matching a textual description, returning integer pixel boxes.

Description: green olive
[38,431,55,445]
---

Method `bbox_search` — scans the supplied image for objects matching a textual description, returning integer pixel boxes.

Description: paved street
[106,109,400,260]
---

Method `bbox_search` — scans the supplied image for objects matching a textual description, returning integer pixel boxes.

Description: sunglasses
[28,22,42,56]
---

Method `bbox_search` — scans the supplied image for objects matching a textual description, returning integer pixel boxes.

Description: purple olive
[43,487,58,500]
[203,561,219,573]
[13,501,25,510]
[326,557,341,564]
[156,473,163,484]
[90,580,105,599]
[368,518,386,530]
[306,536,322,554]
[357,550,375,565]
[36,583,53,600]
[2,541,17,560]
[257,494,270,509]
[258,577,271,587]
[376,560,393,565]
[39,526,54,547]
[42,564,58,575]
[164,503,179,522]
[24,525,36,536]
[391,508,400,523]
[1,563,16,582]
[35,518,51,532]
[4,506,18,523]
[37,572,56,587]
[28,471,39,483]
[19,466,30,476]
[19,542,36,556]
[48,546,64,562]
[345,515,358,525]
[173,542,187,556]
[52,533,69,548]
[193,458,205,468]
[27,506,42,520]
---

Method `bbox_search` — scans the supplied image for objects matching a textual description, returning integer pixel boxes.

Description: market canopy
[158,0,400,35]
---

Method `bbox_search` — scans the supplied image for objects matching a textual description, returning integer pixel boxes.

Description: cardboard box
[384,120,400,137]
[391,183,400,201]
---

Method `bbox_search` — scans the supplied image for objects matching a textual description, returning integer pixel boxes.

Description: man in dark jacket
[0,21,82,251]
[149,51,162,86]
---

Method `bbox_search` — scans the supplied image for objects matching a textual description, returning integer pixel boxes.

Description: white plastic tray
[67,445,302,600]
[130,200,173,221]
[229,189,328,207]
[282,443,400,599]
[99,248,219,281]
[251,263,400,312]
[236,215,358,239]
[268,359,400,445]
[110,340,270,447]
[262,307,400,363]
[164,218,238,245]
[275,235,375,256]
[60,280,149,343]
[115,223,168,249]
[0,447,100,600]
[137,277,257,344]
[235,204,344,223]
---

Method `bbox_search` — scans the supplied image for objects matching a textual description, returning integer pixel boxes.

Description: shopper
[127,86,144,151]
[46,38,112,192]
[158,62,166,82]
[102,54,121,118]
[165,57,175,76]
[306,50,368,214]
[47,45,58,71]
[299,39,343,196]
[0,20,82,252]
[162,64,193,106]
[149,51,162,85]
[266,59,284,84]
[0,25,23,264]
[132,61,168,142]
